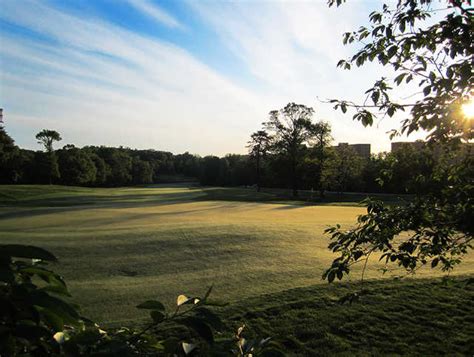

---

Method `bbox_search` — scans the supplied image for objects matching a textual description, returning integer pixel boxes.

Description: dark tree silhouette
[35,129,62,184]
[264,103,317,197]
[35,129,62,153]
[310,121,332,197]
[324,0,473,282]
[247,130,271,192]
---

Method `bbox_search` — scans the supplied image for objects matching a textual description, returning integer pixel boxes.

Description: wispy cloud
[189,1,426,151]
[0,0,424,154]
[126,0,184,30]
[0,0,263,154]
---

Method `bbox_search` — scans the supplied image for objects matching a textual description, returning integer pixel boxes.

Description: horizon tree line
[0,114,450,197]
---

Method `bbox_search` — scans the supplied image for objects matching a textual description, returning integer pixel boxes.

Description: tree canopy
[36,129,62,153]
[328,0,473,144]
[263,103,331,197]
[324,0,473,282]
[247,130,271,192]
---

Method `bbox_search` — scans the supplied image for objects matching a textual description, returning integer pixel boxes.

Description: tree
[35,129,62,184]
[95,147,132,186]
[224,154,253,186]
[323,0,473,282]
[175,152,202,178]
[328,145,364,194]
[32,151,60,184]
[57,146,97,186]
[35,129,62,153]
[0,125,22,183]
[247,130,271,192]
[310,121,332,197]
[381,143,436,194]
[199,156,226,186]
[264,103,317,197]
[88,152,108,186]
[131,157,153,185]
[328,0,472,142]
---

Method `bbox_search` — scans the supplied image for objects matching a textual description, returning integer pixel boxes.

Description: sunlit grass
[0,184,472,325]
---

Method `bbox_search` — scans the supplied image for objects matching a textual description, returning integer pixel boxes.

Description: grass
[1,184,473,333]
[222,277,474,355]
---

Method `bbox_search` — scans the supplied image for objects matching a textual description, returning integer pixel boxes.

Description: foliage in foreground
[0,244,282,356]
[324,0,473,281]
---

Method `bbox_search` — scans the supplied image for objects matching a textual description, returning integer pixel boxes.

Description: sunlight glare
[461,100,474,119]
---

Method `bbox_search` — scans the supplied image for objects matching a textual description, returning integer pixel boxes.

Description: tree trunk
[291,157,298,197]
[256,154,261,192]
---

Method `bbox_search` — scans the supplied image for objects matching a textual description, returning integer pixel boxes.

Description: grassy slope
[223,277,474,355]
[1,185,473,331]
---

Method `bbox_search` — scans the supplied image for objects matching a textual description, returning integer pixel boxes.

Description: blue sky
[0,0,424,155]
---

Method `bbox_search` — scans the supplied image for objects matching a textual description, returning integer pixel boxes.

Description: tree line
[0,107,450,196]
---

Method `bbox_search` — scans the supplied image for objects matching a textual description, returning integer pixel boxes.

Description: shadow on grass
[222,276,474,356]
[0,190,206,220]
[0,184,409,221]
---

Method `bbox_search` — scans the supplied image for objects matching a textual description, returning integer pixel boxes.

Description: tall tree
[264,103,317,197]
[247,130,271,192]
[311,121,332,197]
[0,125,22,183]
[35,129,62,184]
[324,0,473,282]
[35,129,62,153]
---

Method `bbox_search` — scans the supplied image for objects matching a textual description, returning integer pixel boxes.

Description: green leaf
[387,107,395,117]
[163,337,180,354]
[0,245,57,262]
[31,291,80,324]
[394,73,406,85]
[341,103,347,113]
[353,251,364,261]
[181,317,214,344]
[14,324,50,339]
[40,309,64,332]
[40,284,71,297]
[20,267,67,290]
[136,300,165,311]
[387,45,398,58]
[371,91,380,105]
[150,310,165,323]
[195,307,224,330]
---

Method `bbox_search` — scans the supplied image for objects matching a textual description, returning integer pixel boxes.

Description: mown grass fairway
[1,185,473,327]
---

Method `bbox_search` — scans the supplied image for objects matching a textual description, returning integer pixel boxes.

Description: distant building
[336,143,371,159]
[391,141,425,152]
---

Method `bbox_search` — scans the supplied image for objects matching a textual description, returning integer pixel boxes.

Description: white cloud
[189,0,427,152]
[0,0,265,155]
[126,0,184,29]
[0,0,426,155]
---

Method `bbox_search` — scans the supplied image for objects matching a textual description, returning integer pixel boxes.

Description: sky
[0,0,425,155]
